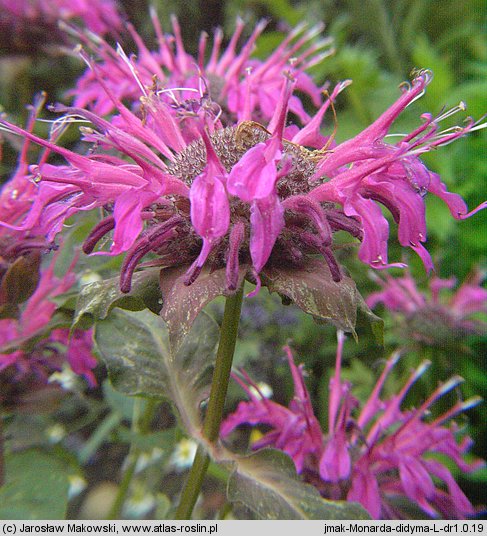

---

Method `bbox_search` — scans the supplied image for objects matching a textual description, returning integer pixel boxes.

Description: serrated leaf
[227,449,370,520]
[261,259,360,334]
[73,268,162,330]
[160,265,247,352]
[95,309,219,435]
[0,450,69,519]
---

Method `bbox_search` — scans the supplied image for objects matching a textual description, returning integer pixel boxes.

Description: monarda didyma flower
[0,0,123,53]
[0,20,485,298]
[221,335,484,519]
[0,250,97,387]
[0,106,96,386]
[367,271,487,345]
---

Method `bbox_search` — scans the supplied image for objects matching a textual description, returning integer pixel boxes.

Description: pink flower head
[0,94,59,304]
[69,16,328,120]
[367,270,487,343]
[308,72,486,271]
[0,0,123,49]
[222,336,484,519]
[0,20,484,297]
[221,347,323,473]
[0,251,97,386]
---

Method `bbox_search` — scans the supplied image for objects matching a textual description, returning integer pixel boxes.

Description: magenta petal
[399,458,438,517]
[348,466,382,519]
[427,172,468,218]
[190,171,230,241]
[65,329,98,387]
[345,197,390,267]
[410,242,434,273]
[227,142,280,201]
[422,459,475,517]
[111,189,159,254]
[319,433,351,483]
[249,195,284,272]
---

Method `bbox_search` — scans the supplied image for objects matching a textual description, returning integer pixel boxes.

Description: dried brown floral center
[166,121,320,198]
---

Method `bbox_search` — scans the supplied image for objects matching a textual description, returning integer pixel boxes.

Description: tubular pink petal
[249,195,284,273]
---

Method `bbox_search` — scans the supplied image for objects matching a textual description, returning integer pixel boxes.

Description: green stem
[175,286,244,520]
[79,411,122,465]
[107,399,158,520]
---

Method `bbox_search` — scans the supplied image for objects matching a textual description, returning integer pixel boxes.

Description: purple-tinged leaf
[261,258,359,334]
[160,265,248,352]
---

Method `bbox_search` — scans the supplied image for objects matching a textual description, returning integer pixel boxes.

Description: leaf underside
[226,449,370,520]
[95,308,219,434]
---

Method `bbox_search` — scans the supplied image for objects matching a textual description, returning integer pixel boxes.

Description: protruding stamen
[115,44,147,97]
[120,215,183,292]
[82,216,115,254]
[301,232,342,282]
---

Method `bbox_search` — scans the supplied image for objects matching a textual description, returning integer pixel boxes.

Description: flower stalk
[175,285,244,519]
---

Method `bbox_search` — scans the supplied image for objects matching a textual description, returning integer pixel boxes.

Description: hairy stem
[175,286,244,519]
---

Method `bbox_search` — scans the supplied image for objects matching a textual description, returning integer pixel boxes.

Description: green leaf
[227,449,370,520]
[103,379,138,421]
[0,450,69,519]
[160,265,247,352]
[95,309,219,435]
[261,258,365,335]
[73,268,162,330]
[116,427,177,452]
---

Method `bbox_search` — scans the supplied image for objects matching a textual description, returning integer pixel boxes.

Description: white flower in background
[46,423,66,443]
[48,365,79,391]
[123,484,156,518]
[134,447,165,474]
[68,474,88,500]
[249,381,273,399]
[170,438,197,471]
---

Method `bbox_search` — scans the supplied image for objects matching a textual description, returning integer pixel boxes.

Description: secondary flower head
[367,270,487,345]
[0,94,60,312]
[221,337,484,519]
[0,0,123,53]
[0,20,484,297]
[0,251,97,388]
[69,15,328,120]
